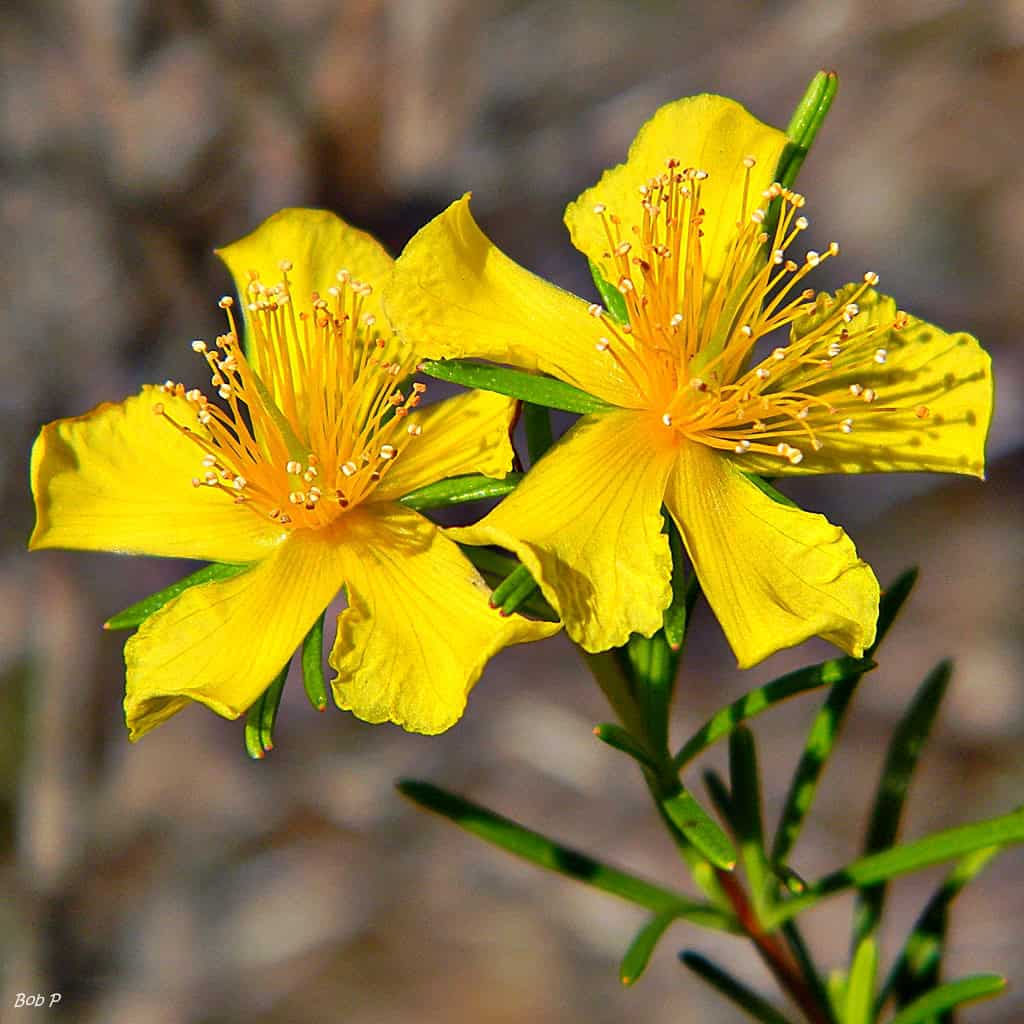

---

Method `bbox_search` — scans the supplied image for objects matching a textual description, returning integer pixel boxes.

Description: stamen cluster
[154,264,423,530]
[586,158,925,465]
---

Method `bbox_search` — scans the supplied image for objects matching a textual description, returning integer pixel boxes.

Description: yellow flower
[30,208,557,739]
[385,95,992,666]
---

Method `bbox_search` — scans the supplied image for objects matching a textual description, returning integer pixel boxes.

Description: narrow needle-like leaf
[852,660,951,949]
[776,70,839,190]
[844,937,878,1024]
[620,912,676,986]
[244,660,290,760]
[104,561,252,630]
[523,402,554,462]
[680,951,795,1024]
[771,569,919,863]
[419,359,613,414]
[399,472,523,510]
[885,974,1006,1024]
[397,780,734,930]
[661,514,695,653]
[593,723,662,774]
[663,788,737,870]
[675,656,872,771]
[491,564,540,617]
[877,844,1001,1014]
[300,610,328,711]
[729,728,770,914]
[767,808,1024,927]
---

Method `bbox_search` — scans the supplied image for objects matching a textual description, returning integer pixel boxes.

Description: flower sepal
[419,359,614,414]
[244,661,290,759]
[398,472,522,512]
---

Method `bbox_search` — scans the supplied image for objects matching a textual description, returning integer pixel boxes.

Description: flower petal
[665,442,879,668]
[124,525,347,739]
[215,208,409,398]
[330,505,559,734]
[372,389,518,502]
[449,410,676,652]
[30,387,285,562]
[738,288,992,479]
[566,95,788,286]
[385,194,644,409]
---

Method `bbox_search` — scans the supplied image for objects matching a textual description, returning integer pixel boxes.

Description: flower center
[586,158,925,465]
[153,263,423,530]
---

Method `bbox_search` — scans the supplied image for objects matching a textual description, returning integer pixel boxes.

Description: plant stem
[714,868,833,1024]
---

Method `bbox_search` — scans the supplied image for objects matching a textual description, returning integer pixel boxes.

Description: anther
[595,337,610,352]
[587,303,603,318]
[840,418,854,433]
[862,388,877,403]
[874,348,887,364]
[788,449,804,465]
[756,367,771,380]
[795,216,809,230]
[191,340,207,353]
[742,156,756,169]
[915,405,930,419]
[827,342,842,358]
[772,347,788,360]
[341,461,357,477]
[380,445,397,460]
[661,413,673,427]
[218,296,233,308]
[286,460,302,474]
[407,423,422,436]
[849,383,864,397]
[734,439,751,452]
[864,271,879,285]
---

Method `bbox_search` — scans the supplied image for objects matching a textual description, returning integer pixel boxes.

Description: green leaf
[491,563,540,617]
[397,780,735,930]
[662,788,736,870]
[852,661,951,948]
[420,359,613,414]
[588,259,630,325]
[729,728,770,914]
[844,937,878,1024]
[781,922,835,1024]
[771,569,918,863]
[767,807,1024,927]
[620,912,676,986]
[458,546,559,623]
[523,402,555,462]
[675,656,872,771]
[777,70,839,190]
[662,515,696,652]
[877,844,1001,1015]
[300,610,328,711]
[593,722,662,775]
[680,952,795,1024]
[399,472,523,511]
[627,630,678,755]
[244,660,290,759]
[703,769,736,832]
[885,975,1006,1024]
[869,567,920,657]
[104,561,252,630]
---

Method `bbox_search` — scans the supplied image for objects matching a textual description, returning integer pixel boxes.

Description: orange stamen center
[588,158,919,465]
[153,263,422,529]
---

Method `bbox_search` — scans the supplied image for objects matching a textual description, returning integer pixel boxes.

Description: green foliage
[419,359,613,413]
[244,660,289,759]
[300,610,328,711]
[104,561,252,630]
[399,472,523,510]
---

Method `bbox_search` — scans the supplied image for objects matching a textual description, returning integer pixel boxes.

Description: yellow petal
[665,442,879,668]
[566,95,788,287]
[740,288,992,479]
[330,505,559,734]
[385,194,645,409]
[372,389,517,502]
[29,387,285,562]
[124,525,346,739]
[450,410,675,652]
[216,208,408,395]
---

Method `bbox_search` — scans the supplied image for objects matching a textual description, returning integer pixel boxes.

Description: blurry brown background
[3,1,1023,1022]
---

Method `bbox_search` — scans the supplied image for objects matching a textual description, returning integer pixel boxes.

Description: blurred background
[3,1,1023,1021]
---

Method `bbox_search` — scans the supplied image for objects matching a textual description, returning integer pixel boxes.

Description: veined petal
[29,387,285,562]
[737,288,992,479]
[450,410,676,652]
[666,443,879,668]
[385,194,645,409]
[216,208,408,396]
[124,525,347,739]
[330,505,559,734]
[373,389,518,502]
[566,95,788,287]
